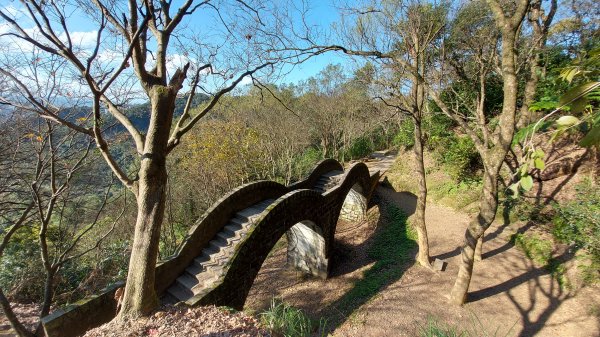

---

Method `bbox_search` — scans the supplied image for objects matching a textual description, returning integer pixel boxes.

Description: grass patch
[418,314,517,337]
[419,318,466,337]
[428,179,482,212]
[260,298,327,337]
[512,233,572,289]
[333,204,416,320]
[512,232,553,265]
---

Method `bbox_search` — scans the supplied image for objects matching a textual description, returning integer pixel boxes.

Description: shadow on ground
[317,186,418,333]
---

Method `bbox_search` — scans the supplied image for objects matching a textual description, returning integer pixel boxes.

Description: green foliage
[97,240,130,282]
[508,148,546,196]
[369,125,398,150]
[346,136,373,160]
[424,114,455,150]
[433,135,481,182]
[393,119,415,149]
[512,120,553,146]
[260,298,327,337]
[0,227,44,301]
[512,233,553,266]
[552,179,600,284]
[291,147,322,179]
[419,318,466,337]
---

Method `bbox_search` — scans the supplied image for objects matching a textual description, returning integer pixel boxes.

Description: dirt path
[246,180,600,336]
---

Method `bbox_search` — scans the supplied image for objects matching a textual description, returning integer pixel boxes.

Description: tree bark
[450,165,499,304]
[474,235,484,261]
[118,86,175,318]
[413,116,431,267]
[35,268,57,335]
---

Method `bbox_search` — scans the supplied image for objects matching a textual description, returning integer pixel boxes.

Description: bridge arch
[184,162,379,310]
[188,189,330,309]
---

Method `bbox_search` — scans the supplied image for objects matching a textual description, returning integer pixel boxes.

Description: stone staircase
[162,198,276,304]
[313,170,344,192]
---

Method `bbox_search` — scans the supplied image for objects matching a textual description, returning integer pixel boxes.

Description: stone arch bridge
[155,159,381,309]
[41,155,395,337]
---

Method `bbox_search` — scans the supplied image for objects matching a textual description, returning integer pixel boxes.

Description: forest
[0,0,598,336]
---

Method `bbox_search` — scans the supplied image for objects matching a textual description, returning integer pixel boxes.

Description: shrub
[393,119,415,149]
[424,113,455,151]
[346,136,373,159]
[434,135,482,182]
[552,179,600,284]
[369,125,398,150]
[291,147,322,180]
[0,227,45,301]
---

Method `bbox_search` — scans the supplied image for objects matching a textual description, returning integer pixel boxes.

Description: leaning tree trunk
[449,163,499,304]
[118,87,175,319]
[413,116,431,267]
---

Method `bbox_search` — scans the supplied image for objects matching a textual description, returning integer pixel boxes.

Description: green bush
[393,119,415,149]
[346,136,373,160]
[291,147,322,180]
[0,227,45,301]
[369,125,398,150]
[260,299,326,337]
[434,135,481,182]
[424,114,455,150]
[552,180,600,284]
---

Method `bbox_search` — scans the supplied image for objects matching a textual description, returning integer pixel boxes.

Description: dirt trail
[332,187,599,336]
[247,174,599,336]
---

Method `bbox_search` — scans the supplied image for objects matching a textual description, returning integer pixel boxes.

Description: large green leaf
[534,158,545,170]
[570,97,588,114]
[520,175,534,191]
[559,67,580,83]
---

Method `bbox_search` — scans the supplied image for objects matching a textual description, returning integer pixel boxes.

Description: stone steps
[314,171,344,192]
[163,198,276,303]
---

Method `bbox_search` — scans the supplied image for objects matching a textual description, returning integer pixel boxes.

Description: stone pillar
[339,183,367,222]
[286,221,328,279]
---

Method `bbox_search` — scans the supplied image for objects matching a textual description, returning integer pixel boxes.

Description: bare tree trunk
[413,116,431,267]
[34,268,57,335]
[450,164,499,304]
[0,289,35,337]
[119,87,174,318]
[474,236,484,261]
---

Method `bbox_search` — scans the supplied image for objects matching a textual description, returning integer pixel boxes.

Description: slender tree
[318,0,449,267]
[425,0,533,304]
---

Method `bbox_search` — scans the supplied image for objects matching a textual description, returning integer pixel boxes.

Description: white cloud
[60,30,99,49]
[239,75,253,86]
